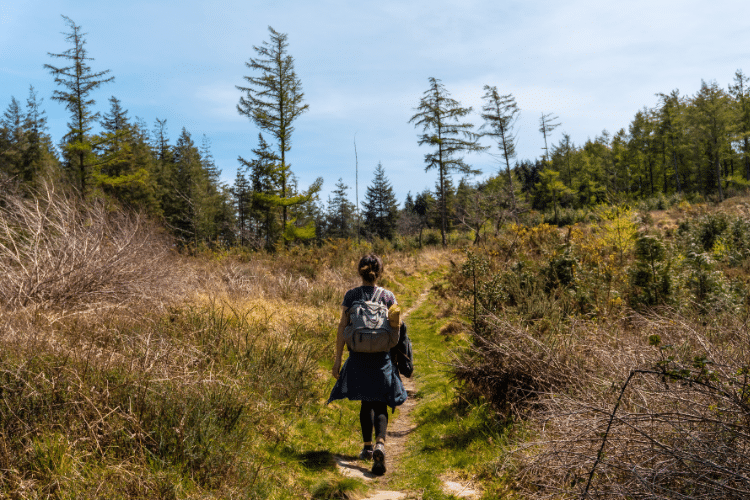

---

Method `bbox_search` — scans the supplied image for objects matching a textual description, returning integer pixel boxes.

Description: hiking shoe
[372,443,386,475]
[358,447,373,460]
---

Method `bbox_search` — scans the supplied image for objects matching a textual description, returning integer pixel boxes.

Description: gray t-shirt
[342,286,397,310]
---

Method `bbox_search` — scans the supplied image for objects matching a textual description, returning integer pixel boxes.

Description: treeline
[521,74,750,215]
[3,16,750,252]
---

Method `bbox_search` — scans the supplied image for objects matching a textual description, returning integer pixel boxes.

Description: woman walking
[328,254,407,476]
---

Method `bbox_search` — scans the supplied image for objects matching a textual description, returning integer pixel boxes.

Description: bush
[0,184,173,308]
[514,313,750,499]
[452,315,581,416]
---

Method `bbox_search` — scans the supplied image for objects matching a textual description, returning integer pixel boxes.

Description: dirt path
[334,287,479,499]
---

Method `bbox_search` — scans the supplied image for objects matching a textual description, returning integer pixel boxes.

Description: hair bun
[357,254,382,282]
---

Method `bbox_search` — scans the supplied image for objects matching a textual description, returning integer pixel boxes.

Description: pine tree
[480,86,519,213]
[237,26,310,243]
[537,169,574,225]
[326,178,356,239]
[232,169,252,246]
[151,118,175,216]
[655,90,686,194]
[690,81,731,200]
[98,96,131,179]
[241,134,281,248]
[22,86,57,185]
[196,136,226,245]
[539,112,561,163]
[517,159,543,202]
[410,77,484,246]
[0,97,26,180]
[169,128,203,244]
[403,192,415,213]
[362,162,399,240]
[553,133,576,188]
[729,70,750,181]
[45,15,114,194]
[92,96,157,211]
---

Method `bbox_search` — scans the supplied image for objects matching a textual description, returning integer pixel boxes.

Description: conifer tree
[655,90,686,194]
[361,162,399,240]
[403,192,415,213]
[98,96,131,178]
[326,178,356,239]
[410,77,484,246]
[537,169,573,225]
[169,128,204,244]
[480,86,520,213]
[195,136,225,244]
[150,118,175,216]
[729,70,750,181]
[690,81,731,200]
[232,169,252,246]
[240,134,280,248]
[539,112,561,163]
[93,96,157,212]
[45,15,114,194]
[237,26,310,242]
[517,159,543,202]
[553,133,576,188]
[22,86,57,185]
[0,97,26,180]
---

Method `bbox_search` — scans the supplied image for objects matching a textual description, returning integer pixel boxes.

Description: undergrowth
[0,185,456,497]
[449,196,750,498]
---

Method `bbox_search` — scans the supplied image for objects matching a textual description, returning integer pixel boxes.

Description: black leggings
[360,401,388,443]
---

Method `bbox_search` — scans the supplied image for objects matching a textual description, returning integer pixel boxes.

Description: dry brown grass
[0,188,456,498]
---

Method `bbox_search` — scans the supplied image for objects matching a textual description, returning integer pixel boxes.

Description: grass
[371,266,518,499]
[12,184,750,498]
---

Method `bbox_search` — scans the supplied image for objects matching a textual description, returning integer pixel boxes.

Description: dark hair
[358,254,383,283]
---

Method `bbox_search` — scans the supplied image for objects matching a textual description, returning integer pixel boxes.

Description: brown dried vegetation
[451,198,750,499]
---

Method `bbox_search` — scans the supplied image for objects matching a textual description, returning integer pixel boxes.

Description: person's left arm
[332,306,348,379]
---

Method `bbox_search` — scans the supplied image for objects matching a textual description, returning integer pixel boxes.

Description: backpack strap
[371,286,385,303]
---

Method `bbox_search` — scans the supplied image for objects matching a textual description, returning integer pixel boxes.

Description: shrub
[0,183,173,308]
[452,315,581,416]
[513,313,750,499]
[628,233,671,308]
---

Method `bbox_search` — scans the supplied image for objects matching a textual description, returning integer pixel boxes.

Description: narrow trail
[334,286,479,500]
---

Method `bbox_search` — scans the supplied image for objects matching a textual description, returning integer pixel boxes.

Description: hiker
[328,253,407,476]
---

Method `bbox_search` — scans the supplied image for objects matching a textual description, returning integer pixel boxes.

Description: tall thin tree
[361,162,399,240]
[236,26,309,243]
[539,112,561,163]
[410,77,484,246]
[480,86,520,214]
[729,70,750,181]
[45,15,114,194]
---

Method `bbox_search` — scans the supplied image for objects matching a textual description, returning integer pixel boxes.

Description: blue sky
[2,0,749,206]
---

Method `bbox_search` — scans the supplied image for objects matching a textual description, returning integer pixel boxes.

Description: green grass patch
[310,477,366,499]
[386,271,518,498]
